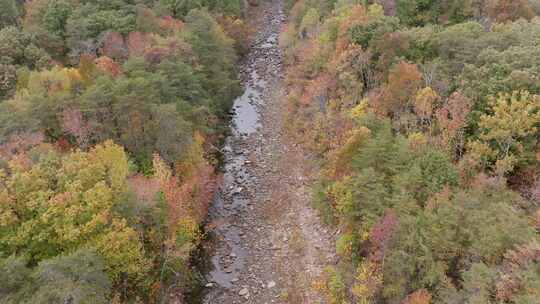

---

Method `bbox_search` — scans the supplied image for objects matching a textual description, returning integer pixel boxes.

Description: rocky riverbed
[200,1,337,303]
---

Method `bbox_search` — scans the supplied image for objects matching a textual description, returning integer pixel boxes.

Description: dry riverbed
[201,1,337,303]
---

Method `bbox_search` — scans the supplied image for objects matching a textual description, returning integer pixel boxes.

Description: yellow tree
[469,91,540,175]
[414,87,439,130]
[352,260,382,304]
[0,141,150,289]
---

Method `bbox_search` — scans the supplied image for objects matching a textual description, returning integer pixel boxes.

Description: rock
[267,280,276,288]
[205,282,214,288]
[233,187,243,194]
[239,287,249,296]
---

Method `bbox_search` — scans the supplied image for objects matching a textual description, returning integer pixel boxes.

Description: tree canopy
[0,0,246,302]
[284,0,540,302]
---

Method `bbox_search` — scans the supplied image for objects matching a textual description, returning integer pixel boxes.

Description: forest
[0,0,249,302]
[1,0,539,303]
[281,0,540,303]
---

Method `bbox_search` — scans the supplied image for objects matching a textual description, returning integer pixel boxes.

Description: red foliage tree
[368,210,398,263]
[435,91,471,156]
[0,132,44,160]
[496,242,540,302]
[159,16,184,33]
[100,32,128,61]
[61,107,90,148]
[530,178,540,204]
[373,61,422,132]
[402,289,432,304]
[128,174,161,205]
[154,154,217,231]
[95,56,123,77]
[126,32,152,57]
[376,0,397,16]
[381,61,422,112]
[144,47,170,65]
[487,0,534,23]
[373,32,409,77]
[300,73,333,108]
[336,5,368,52]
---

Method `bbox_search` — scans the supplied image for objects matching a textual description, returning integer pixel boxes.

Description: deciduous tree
[469,91,540,174]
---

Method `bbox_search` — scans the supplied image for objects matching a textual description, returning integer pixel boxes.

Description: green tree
[0,250,111,304]
[42,0,75,39]
[396,148,458,204]
[397,0,484,26]
[205,0,243,16]
[461,262,497,304]
[159,0,203,18]
[32,249,111,304]
[460,44,540,110]
[0,256,33,303]
[348,11,399,49]
[185,8,240,117]
[300,8,320,38]
[0,0,20,28]
[0,64,17,100]
[0,26,51,68]
[397,0,437,26]
[0,26,30,65]
[382,183,534,302]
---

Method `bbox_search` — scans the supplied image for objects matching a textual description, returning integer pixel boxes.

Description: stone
[239,287,249,296]
[267,280,276,288]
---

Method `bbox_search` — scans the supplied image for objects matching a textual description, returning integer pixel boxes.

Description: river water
[204,68,267,290]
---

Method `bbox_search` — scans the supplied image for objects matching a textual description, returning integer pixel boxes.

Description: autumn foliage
[284,0,540,303]
[0,1,244,303]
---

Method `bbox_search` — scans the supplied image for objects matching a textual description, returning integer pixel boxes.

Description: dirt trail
[201,0,337,303]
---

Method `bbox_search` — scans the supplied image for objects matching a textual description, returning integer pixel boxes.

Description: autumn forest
[283,0,540,303]
[0,0,246,302]
[0,0,539,303]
